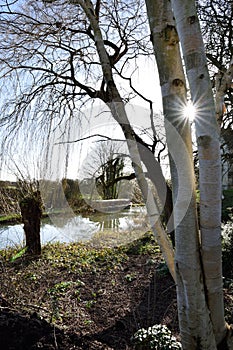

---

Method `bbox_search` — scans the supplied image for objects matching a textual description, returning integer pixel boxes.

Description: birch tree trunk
[145,1,218,348]
[170,0,229,346]
[72,0,176,280]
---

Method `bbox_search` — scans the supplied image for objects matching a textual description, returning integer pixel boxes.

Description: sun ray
[183,101,196,122]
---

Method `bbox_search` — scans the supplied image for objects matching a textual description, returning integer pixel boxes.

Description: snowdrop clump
[132,324,182,349]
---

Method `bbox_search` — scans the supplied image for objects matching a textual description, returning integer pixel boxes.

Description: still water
[0,206,149,249]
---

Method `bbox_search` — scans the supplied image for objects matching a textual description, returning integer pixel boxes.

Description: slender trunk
[134,137,175,246]
[170,0,228,345]
[74,0,176,280]
[146,0,217,348]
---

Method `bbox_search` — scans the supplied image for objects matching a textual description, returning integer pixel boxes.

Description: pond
[0,206,149,249]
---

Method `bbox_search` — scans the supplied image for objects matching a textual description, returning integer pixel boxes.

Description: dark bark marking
[150,33,154,44]
[186,52,204,71]
[188,15,196,24]
[197,135,212,148]
[162,25,179,45]
[172,79,184,87]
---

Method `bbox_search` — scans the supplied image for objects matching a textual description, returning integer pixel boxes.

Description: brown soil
[0,235,232,350]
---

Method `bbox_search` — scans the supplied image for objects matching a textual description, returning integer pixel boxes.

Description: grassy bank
[0,210,69,225]
[0,213,21,225]
[0,232,175,350]
[0,230,232,349]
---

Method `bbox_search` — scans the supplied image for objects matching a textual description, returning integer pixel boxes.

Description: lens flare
[183,101,196,122]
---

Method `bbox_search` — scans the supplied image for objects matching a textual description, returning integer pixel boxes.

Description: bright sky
[1,56,165,182]
[62,58,165,181]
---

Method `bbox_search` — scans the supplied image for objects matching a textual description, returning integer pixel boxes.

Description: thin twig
[55,133,126,145]
[53,325,58,350]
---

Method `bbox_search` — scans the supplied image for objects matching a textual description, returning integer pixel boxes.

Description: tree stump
[19,192,42,256]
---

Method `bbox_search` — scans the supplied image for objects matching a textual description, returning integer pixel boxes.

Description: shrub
[222,221,233,278]
[222,189,233,222]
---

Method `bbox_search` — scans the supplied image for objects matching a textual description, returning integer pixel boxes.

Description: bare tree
[2,1,232,347]
[83,140,132,199]
[0,0,175,277]
[197,0,233,127]
[0,0,176,264]
[197,0,233,190]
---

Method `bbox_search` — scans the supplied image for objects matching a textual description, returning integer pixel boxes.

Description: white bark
[170,0,228,345]
[73,0,176,280]
[145,0,218,349]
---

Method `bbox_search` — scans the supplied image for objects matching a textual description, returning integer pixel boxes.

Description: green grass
[0,231,160,270]
[0,213,21,224]
[0,231,162,329]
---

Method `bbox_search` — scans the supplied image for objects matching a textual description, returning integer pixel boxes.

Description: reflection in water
[89,206,147,228]
[0,206,148,249]
[99,216,120,231]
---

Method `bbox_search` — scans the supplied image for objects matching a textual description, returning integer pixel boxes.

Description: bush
[131,324,181,350]
[222,189,233,222]
[222,221,233,278]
